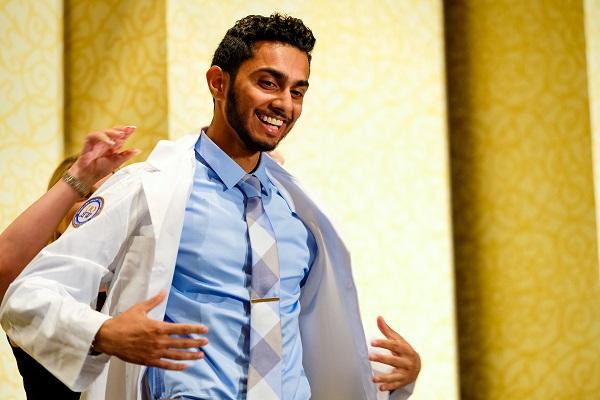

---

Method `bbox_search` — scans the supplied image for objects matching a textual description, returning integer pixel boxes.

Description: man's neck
[205,124,260,173]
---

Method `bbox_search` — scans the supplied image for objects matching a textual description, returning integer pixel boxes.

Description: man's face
[224,41,310,152]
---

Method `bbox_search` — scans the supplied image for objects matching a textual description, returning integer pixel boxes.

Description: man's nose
[271,90,293,116]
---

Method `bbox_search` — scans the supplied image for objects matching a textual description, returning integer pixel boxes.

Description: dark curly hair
[211,13,316,80]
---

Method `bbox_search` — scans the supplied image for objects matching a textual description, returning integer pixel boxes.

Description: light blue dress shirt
[147,133,316,399]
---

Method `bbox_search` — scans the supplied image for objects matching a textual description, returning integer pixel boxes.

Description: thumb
[112,148,140,167]
[140,290,167,313]
[377,316,401,340]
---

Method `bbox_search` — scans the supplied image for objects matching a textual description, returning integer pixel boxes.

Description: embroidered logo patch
[72,196,104,228]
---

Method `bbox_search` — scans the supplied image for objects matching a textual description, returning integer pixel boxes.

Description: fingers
[87,131,116,147]
[368,352,412,369]
[372,371,412,390]
[377,316,401,340]
[104,126,136,147]
[160,322,209,335]
[79,132,114,162]
[164,337,209,349]
[140,290,166,312]
[84,125,135,151]
[106,148,141,169]
[160,349,205,361]
[371,337,412,356]
[109,125,136,133]
[149,359,190,371]
[376,379,410,392]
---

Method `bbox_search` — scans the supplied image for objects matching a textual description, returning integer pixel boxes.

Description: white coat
[1,132,413,400]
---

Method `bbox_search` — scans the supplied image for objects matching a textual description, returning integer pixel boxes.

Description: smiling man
[1,14,420,400]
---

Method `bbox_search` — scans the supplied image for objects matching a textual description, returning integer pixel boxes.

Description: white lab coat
[1,132,413,400]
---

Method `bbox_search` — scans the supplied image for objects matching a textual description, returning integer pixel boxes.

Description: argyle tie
[238,174,282,399]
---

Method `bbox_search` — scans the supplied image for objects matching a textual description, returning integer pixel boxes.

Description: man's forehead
[240,41,310,82]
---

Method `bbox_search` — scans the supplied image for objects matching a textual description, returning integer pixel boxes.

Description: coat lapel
[141,134,198,240]
[265,158,377,399]
[140,133,198,318]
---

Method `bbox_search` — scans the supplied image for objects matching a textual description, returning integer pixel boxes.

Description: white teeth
[260,114,284,127]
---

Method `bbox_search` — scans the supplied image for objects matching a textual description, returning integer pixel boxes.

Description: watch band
[61,170,91,198]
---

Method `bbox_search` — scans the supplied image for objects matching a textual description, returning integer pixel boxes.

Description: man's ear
[206,66,227,101]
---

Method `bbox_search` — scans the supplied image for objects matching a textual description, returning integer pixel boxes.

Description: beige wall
[0,1,63,398]
[446,0,600,398]
[0,0,64,229]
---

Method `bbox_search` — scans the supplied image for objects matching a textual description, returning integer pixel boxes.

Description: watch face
[73,196,104,228]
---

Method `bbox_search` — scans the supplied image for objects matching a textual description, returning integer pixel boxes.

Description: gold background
[446,1,600,399]
[65,0,168,159]
[1,1,600,399]
[0,2,63,397]
[587,0,600,271]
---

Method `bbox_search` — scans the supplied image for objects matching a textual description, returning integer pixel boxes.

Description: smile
[257,111,285,127]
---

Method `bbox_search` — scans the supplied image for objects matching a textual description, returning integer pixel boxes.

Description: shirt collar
[196,131,272,195]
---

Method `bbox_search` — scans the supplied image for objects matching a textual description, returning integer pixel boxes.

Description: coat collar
[142,131,200,240]
[145,131,201,171]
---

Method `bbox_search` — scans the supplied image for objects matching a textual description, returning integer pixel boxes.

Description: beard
[225,85,281,152]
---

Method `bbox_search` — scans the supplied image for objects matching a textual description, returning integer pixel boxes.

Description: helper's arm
[0,126,138,301]
[0,165,147,390]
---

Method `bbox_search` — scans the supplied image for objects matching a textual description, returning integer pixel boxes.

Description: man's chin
[249,141,278,153]
[239,132,281,153]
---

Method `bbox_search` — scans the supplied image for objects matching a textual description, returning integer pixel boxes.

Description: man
[1,14,420,400]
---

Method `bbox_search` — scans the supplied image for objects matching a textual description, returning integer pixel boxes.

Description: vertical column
[0,1,63,398]
[65,0,168,159]
[445,0,600,398]
[585,0,600,273]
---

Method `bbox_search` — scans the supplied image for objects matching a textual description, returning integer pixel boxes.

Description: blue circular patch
[72,196,104,228]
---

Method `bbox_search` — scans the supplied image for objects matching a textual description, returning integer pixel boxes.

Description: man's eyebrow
[257,67,309,87]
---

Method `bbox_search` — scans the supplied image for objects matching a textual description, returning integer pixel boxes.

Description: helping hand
[69,125,140,188]
[93,291,209,370]
[369,316,421,391]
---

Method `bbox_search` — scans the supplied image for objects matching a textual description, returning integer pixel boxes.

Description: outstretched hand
[93,291,209,370]
[69,125,140,188]
[369,316,421,391]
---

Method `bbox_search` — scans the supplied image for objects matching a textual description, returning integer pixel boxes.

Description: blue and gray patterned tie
[238,174,282,399]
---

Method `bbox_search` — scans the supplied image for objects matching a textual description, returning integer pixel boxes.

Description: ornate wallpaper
[0,1,63,398]
[446,1,600,399]
[65,0,168,160]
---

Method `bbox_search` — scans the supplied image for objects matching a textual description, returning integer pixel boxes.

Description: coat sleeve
[0,166,150,391]
[388,383,415,400]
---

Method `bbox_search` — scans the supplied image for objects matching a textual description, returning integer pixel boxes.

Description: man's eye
[291,90,305,99]
[260,80,276,88]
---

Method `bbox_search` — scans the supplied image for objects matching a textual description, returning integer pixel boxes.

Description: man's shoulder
[263,155,296,187]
